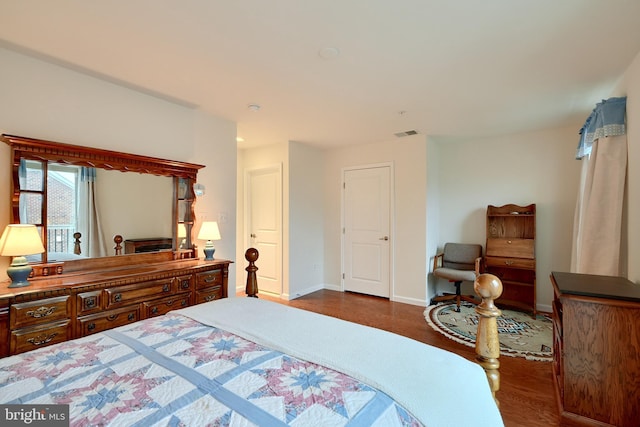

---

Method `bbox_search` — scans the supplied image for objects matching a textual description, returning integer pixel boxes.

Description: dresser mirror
[2,134,204,266]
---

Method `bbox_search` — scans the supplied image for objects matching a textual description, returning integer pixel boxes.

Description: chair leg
[454,281,462,312]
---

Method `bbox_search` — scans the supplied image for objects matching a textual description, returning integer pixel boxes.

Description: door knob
[250,233,256,238]
[379,236,389,241]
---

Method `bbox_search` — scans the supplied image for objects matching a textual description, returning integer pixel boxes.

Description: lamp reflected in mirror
[0,224,46,288]
[177,224,187,249]
[197,221,221,261]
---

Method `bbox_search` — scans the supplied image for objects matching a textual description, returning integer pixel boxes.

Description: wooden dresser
[551,271,640,426]
[0,253,231,357]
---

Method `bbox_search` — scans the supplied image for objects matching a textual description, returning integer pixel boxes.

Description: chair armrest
[433,252,444,272]
[475,256,483,275]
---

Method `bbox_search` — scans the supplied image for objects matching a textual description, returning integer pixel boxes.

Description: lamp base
[203,243,216,261]
[7,256,33,288]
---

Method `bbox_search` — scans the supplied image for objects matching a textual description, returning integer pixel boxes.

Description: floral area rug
[424,302,553,361]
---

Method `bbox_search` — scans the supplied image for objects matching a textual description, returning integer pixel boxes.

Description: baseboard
[536,303,552,314]
[391,295,427,307]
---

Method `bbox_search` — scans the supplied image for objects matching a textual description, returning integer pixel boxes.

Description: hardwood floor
[254,289,560,427]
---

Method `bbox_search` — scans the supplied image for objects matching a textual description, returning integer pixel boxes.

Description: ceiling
[1,1,640,149]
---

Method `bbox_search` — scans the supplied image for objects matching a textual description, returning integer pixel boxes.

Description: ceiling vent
[394,129,419,138]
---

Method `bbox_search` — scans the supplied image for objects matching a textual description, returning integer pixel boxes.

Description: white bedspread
[177,297,504,427]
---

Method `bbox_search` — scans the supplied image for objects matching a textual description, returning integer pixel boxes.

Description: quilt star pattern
[0,313,421,426]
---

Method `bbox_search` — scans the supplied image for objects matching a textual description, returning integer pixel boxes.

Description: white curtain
[571,97,627,276]
[77,167,108,257]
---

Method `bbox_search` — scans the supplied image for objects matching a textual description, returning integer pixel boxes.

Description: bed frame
[243,248,503,404]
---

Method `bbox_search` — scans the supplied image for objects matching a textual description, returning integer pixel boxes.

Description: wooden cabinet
[0,256,231,356]
[485,203,536,314]
[551,272,640,426]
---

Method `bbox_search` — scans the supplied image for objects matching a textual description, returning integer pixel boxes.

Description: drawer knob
[107,314,118,321]
[205,295,217,302]
[151,307,158,314]
[87,323,96,331]
[26,306,56,319]
[180,280,190,289]
[128,313,135,321]
[203,276,216,283]
[163,284,170,292]
[505,260,514,266]
[114,293,122,302]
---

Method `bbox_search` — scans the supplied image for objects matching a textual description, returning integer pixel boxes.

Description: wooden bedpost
[73,232,82,255]
[245,248,259,297]
[473,273,503,406]
[114,235,123,255]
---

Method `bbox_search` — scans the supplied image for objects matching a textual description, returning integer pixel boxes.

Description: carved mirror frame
[2,134,204,273]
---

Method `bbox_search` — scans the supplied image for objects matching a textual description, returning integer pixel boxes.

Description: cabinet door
[486,238,534,259]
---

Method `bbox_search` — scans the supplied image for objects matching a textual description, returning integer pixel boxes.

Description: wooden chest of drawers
[0,257,231,356]
[551,272,640,426]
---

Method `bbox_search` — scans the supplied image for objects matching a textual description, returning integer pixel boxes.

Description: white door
[246,165,282,295]
[343,165,391,298]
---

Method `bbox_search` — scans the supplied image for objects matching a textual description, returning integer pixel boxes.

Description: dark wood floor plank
[253,289,560,427]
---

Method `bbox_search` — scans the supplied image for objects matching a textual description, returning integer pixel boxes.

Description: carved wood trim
[1,134,204,179]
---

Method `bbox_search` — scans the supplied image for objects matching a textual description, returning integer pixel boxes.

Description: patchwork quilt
[0,313,422,426]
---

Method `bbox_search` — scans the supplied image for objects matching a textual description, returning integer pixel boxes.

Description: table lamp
[0,224,46,288]
[197,221,221,260]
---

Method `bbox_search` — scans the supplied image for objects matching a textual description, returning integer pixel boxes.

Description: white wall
[615,50,640,283]
[324,134,428,305]
[0,47,237,284]
[430,126,582,311]
[288,142,325,297]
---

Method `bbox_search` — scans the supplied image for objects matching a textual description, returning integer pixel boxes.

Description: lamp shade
[0,224,45,256]
[197,221,221,241]
[197,221,221,261]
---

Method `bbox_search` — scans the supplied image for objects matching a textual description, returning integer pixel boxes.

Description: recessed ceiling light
[247,104,261,112]
[318,47,340,60]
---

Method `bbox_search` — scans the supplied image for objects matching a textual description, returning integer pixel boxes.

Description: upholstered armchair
[431,243,482,312]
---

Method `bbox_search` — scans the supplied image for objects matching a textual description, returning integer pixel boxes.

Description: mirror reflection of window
[20,160,84,261]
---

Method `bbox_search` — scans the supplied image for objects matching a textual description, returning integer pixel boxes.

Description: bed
[0,255,504,426]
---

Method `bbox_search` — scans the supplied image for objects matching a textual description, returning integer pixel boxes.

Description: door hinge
[342,227,345,234]
[343,182,345,189]
[342,273,345,279]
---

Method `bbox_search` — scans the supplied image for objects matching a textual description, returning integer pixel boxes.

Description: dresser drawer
[196,269,223,289]
[105,278,175,308]
[196,285,224,304]
[143,293,190,318]
[77,290,102,315]
[77,306,140,337]
[10,320,71,355]
[10,296,71,329]
[486,238,534,259]
[485,256,535,270]
[175,275,194,292]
